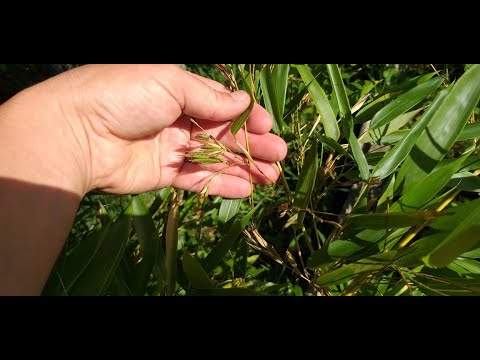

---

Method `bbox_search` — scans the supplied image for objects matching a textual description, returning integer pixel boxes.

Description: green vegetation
[2,64,480,296]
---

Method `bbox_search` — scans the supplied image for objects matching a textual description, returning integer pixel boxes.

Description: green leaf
[297,65,340,140]
[292,139,318,225]
[362,108,424,143]
[372,89,450,179]
[234,239,248,278]
[391,151,471,212]
[110,273,134,296]
[424,225,480,269]
[58,225,108,294]
[203,201,262,273]
[317,134,347,156]
[376,174,395,213]
[315,248,414,287]
[354,73,436,125]
[182,249,214,289]
[461,248,480,259]
[165,191,181,295]
[377,130,409,145]
[446,172,480,192]
[449,258,480,275]
[187,288,265,296]
[259,64,289,133]
[396,65,480,193]
[218,198,242,224]
[423,198,480,268]
[369,77,443,130]
[457,122,480,141]
[131,195,165,296]
[355,92,397,124]
[327,64,369,180]
[346,211,449,230]
[231,68,255,136]
[68,213,131,295]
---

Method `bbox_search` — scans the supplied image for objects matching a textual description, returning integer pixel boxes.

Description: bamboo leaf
[231,67,255,136]
[317,134,347,156]
[68,213,131,295]
[376,174,395,213]
[346,211,449,230]
[292,139,318,225]
[315,248,414,286]
[203,202,262,273]
[58,225,108,293]
[423,198,480,268]
[297,65,340,140]
[218,198,242,224]
[187,288,265,296]
[449,258,480,275]
[390,151,471,212]
[131,195,165,295]
[372,89,450,179]
[362,108,424,143]
[377,129,409,145]
[369,77,443,130]
[182,249,214,289]
[259,64,289,133]
[457,122,480,141]
[446,172,480,192]
[327,64,369,180]
[165,190,181,295]
[396,65,480,193]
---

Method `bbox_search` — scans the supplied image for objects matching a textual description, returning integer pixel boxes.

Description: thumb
[173,70,251,121]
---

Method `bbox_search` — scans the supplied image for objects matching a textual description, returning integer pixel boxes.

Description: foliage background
[1,63,479,296]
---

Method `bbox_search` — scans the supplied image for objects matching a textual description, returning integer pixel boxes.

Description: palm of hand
[77,64,287,198]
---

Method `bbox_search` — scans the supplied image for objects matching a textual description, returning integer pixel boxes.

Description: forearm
[0,79,89,295]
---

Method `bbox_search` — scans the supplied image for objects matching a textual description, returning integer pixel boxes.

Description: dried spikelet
[285,250,303,277]
[185,132,229,165]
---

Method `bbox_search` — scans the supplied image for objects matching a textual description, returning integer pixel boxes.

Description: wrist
[0,75,93,198]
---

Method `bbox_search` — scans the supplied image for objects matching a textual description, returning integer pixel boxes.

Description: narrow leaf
[446,171,480,192]
[292,139,318,225]
[297,65,340,140]
[327,64,369,179]
[457,122,480,141]
[131,195,164,295]
[396,65,480,193]
[69,213,131,295]
[423,198,480,268]
[218,198,242,224]
[369,77,443,130]
[165,191,180,295]
[315,248,414,286]
[346,211,449,230]
[362,107,424,143]
[259,64,289,133]
[182,249,214,289]
[391,151,471,212]
[188,288,265,296]
[203,201,262,273]
[372,88,450,179]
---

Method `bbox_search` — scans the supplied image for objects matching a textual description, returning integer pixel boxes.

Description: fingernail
[231,90,249,102]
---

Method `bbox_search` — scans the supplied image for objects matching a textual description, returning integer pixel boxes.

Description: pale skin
[0,64,287,295]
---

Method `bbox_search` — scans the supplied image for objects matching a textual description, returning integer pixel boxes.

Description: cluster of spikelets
[184,133,231,165]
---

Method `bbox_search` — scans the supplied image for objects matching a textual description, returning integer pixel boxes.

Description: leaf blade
[369,77,443,130]
[372,88,450,179]
[297,65,340,140]
[396,65,480,193]
[182,249,214,289]
[327,64,369,180]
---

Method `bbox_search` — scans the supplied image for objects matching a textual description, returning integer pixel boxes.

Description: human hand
[59,64,287,198]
